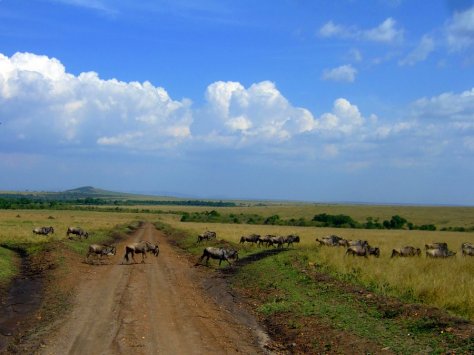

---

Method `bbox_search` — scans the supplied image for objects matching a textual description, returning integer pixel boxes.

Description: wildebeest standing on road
[198,247,238,266]
[122,241,159,264]
[86,244,116,264]
[67,227,89,239]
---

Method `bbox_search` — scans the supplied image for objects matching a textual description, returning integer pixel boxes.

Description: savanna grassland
[1,199,473,353]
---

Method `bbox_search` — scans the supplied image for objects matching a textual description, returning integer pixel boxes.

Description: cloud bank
[0,52,192,151]
[1,52,473,169]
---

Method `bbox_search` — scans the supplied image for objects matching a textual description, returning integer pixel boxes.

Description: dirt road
[40,223,269,355]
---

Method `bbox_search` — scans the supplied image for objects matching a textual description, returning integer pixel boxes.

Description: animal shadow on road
[220,248,288,275]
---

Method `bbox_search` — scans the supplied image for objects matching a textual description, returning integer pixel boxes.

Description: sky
[0,0,473,205]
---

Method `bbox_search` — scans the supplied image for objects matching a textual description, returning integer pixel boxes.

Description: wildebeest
[425,242,448,251]
[345,245,372,258]
[197,231,217,243]
[284,234,300,247]
[198,247,238,266]
[268,235,286,248]
[316,235,342,247]
[258,235,275,247]
[391,246,422,258]
[33,226,54,235]
[368,246,380,257]
[461,242,474,256]
[67,227,89,239]
[337,238,349,247]
[239,234,261,245]
[426,248,456,258]
[348,239,369,248]
[122,241,159,264]
[86,244,116,263]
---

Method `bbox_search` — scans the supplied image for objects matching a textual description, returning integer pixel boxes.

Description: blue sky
[0,0,474,204]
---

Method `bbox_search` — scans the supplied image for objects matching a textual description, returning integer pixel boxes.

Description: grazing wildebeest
[239,234,261,245]
[86,244,116,263]
[348,240,369,248]
[67,227,89,239]
[391,246,421,258]
[316,236,337,246]
[316,235,345,247]
[345,245,370,257]
[122,241,159,264]
[461,243,474,256]
[197,231,217,243]
[198,247,238,266]
[426,248,456,258]
[337,238,349,247]
[33,226,54,235]
[284,234,300,247]
[258,235,275,247]
[368,246,380,257]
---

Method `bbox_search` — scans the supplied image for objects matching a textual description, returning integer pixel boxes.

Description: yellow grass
[0,210,151,244]
[159,214,474,319]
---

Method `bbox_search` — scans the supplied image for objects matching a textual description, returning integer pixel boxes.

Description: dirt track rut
[40,223,267,355]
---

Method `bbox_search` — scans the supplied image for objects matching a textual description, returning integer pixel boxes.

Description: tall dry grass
[160,214,474,319]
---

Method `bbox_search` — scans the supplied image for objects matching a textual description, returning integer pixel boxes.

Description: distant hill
[0,186,179,201]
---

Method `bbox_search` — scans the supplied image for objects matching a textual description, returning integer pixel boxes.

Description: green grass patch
[0,246,19,285]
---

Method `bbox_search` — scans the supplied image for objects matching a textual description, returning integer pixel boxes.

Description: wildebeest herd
[196,230,474,265]
[32,225,160,265]
[316,234,472,259]
[32,224,473,267]
[32,225,89,239]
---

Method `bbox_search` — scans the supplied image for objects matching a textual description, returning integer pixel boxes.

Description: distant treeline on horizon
[0,196,236,209]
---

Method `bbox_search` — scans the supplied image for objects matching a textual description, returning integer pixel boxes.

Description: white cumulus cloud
[0,52,193,151]
[315,98,365,135]
[203,80,315,142]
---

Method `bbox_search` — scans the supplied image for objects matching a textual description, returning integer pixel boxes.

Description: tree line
[180,211,472,232]
[0,197,235,210]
